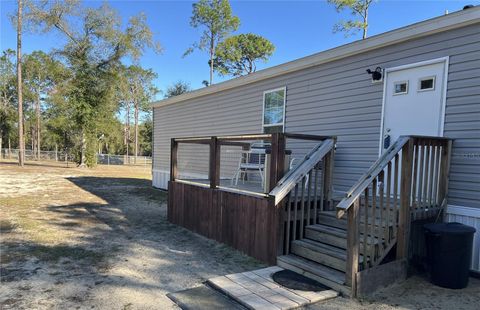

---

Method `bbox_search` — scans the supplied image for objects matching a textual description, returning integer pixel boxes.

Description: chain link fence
[1,149,152,167]
[97,154,152,167]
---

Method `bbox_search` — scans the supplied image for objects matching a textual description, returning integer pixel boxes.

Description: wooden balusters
[412,143,420,216]
[299,177,306,239]
[285,191,293,254]
[430,144,441,209]
[313,165,319,217]
[393,154,399,238]
[417,140,425,214]
[306,170,313,225]
[438,140,452,210]
[386,162,392,242]
[363,187,369,268]
[292,184,299,242]
[379,171,387,248]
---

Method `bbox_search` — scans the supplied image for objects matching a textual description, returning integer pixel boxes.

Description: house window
[263,87,286,133]
[393,81,408,95]
[418,76,435,91]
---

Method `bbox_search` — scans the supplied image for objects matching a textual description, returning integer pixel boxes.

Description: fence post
[397,138,414,259]
[209,136,220,188]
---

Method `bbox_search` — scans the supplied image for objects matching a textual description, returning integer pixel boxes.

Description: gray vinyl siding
[153,22,480,209]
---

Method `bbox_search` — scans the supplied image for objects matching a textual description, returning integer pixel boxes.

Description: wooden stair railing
[335,135,453,297]
[270,137,336,254]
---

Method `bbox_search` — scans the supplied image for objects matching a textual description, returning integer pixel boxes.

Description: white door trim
[378,56,449,155]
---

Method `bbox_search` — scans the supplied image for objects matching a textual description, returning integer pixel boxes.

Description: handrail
[269,138,335,205]
[344,136,410,198]
[336,136,410,218]
[336,135,452,218]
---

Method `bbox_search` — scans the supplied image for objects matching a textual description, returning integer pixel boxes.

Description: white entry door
[381,59,448,152]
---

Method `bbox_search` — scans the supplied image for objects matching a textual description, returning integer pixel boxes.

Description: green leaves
[190,0,240,47]
[18,1,161,166]
[165,81,191,98]
[213,33,275,77]
[187,0,240,84]
[328,0,375,39]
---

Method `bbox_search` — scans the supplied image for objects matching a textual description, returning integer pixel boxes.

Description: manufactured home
[151,7,480,296]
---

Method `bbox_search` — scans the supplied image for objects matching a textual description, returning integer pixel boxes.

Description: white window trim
[393,80,409,95]
[418,75,436,92]
[262,86,286,132]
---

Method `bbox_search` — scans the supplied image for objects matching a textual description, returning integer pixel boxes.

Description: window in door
[418,76,436,92]
[263,87,286,133]
[393,81,408,95]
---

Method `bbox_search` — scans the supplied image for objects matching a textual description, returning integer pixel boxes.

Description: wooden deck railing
[336,135,453,296]
[170,133,287,194]
[168,133,336,263]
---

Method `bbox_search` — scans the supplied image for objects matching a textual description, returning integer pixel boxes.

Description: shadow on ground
[1,171,263,309]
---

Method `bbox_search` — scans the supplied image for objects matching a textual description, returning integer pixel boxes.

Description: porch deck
[167,133,453,298]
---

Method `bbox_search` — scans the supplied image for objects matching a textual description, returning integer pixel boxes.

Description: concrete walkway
[207,266,338,310]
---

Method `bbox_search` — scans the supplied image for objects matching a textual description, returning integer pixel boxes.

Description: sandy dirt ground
[1,160,479,310]
[310,275,480,310]
[0,161,263,309]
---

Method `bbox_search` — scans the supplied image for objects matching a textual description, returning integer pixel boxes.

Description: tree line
[1,0,374,167]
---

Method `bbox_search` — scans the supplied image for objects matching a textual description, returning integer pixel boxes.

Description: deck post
[396,138,414,259]
[209,136,220,188]
[170,138,178,182]
[323,137,336,210]
[269,133,286,192]
[437,139,452,211]
[346,197,360,297]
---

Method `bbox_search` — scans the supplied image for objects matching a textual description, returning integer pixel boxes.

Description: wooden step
[317,213,347,230]
[305,224,383,256]
[305,224,347,248]
[291,239,346,272]
[277,254,351,297]
[318,211,395,233]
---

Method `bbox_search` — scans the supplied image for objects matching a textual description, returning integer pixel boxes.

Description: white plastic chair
[231,143,268,186]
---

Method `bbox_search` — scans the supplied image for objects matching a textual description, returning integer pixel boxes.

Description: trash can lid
[424,222,476,234]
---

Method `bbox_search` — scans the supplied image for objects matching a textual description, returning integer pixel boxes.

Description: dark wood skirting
[168,181,279,264]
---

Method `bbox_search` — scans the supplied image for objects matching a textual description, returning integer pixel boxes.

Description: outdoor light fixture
[366,67,383,82]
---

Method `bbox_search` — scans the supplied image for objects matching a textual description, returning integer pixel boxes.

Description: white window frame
[418,75,436,92]
[262,86,286,132]
[393,80,409,95]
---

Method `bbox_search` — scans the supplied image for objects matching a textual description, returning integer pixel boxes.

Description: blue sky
[1,0,478,100]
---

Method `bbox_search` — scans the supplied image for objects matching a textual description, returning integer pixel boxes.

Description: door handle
[384,128,391,149]
[384,135,391,149]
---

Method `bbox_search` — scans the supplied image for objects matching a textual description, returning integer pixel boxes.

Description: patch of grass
[31,245,106,264]
[128,187,167,202]
[15,216,60,244]
[0,219,16,233]
[0,196,37,209]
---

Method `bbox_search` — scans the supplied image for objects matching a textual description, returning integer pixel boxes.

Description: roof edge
[152,7,480,109]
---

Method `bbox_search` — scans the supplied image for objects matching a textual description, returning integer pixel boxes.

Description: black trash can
[424,222,476,289]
